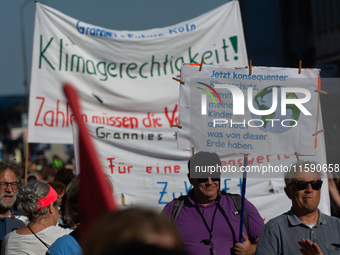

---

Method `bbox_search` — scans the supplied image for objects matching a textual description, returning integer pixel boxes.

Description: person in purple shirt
[162,152,264,255]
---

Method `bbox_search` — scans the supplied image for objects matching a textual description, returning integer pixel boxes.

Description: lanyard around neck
[194,197,220,243]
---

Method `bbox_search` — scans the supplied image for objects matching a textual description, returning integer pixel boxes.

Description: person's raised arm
[328,172,340,210]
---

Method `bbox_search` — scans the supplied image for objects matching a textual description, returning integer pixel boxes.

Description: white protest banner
[28,1,247,144]
[72,119,330,220]
[178,65,320,156]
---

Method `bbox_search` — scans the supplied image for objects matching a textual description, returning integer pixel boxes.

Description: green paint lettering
[119,63,126,78]
[71,55,85,72]
[202,51,213,64]
[97,62,108,81]
[188,47,198,64]
[86,60,96,74]
[107,63,117,77]
[139,62,148,79]
[39,35,55,70]
[150,55,160,77]
[126,63,137,79]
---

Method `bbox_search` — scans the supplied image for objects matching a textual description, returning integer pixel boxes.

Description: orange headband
[37,185,57,210]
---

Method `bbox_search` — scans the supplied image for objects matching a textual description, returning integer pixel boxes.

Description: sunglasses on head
[288,180,323,190]
[198,178,220,183]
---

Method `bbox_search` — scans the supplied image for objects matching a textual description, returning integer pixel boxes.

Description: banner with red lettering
[29,1,330,222]
[72,118,330,221]
[27,1,247,143]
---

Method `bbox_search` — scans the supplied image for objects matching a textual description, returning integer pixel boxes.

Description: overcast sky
[0,0,229,96]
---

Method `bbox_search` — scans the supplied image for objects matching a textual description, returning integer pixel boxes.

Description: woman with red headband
[1,181,72,254]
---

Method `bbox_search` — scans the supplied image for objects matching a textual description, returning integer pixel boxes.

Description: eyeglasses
[54,202,61,212]
[198,178,220,183]
[0,182,19,190]
[288,180,323,190]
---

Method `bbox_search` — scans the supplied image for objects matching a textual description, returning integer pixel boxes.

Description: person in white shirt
[1,181,72,255]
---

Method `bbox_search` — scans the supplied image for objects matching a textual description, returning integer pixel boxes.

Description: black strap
[228,193,249,236]
[27,225,50,249]
[170,196,186,222]
[193,197,220,244]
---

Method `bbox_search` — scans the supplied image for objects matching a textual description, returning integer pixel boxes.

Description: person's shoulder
[53,234,74,243]
[321,212,340,219]
[220,191,250,202]
[2,230,19,248]
[161,196,184,215]
[45,226,73,235]
[263,212,289,228]
[10,209,20,216]
[50,234,77,248]
[220,191,256,209]
[220,191,238,200]
[3,230,15,241]
[161,194,192,217]
[47,234,81,255]
[161,199,174,215]
[320,212,340,224]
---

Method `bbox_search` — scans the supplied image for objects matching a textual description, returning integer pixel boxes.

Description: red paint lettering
[56,100,65,127]
[238,158,243,166]
[164,166,171,173]
[44,110,54,127]
[34,97,45,126]
[142,113,152,127]
[123,117,129,128]
[116,117,122,127]
[152,117,162,127]
[247,157,254,165]
[165,104,178,126]
[130,117,138,128]
[257,156,264,164]
[107,158,115,174]
[228,160,235,166]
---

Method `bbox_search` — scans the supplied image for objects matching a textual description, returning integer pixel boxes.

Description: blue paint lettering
[157,181,169,204]
[76,21,113,38]
[222,179,231,192]
[184,181,193,194]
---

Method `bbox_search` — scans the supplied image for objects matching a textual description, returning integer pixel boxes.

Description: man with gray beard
[0,160,22,246]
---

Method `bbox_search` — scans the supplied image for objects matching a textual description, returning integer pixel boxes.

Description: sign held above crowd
[177,65,321,156]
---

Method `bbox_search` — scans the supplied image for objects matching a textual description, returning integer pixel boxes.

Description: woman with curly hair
[1,181,72,255]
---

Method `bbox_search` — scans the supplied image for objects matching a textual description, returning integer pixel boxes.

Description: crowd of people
[0,152,339,255]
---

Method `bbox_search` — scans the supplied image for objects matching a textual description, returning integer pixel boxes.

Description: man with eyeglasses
[0,160,22,246]
[162,152,264,255]
[256,161,340,255]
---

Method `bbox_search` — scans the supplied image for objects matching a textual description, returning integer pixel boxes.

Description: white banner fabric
[178,65,320,156]
[72,119,330,222]
[28,1,247,144]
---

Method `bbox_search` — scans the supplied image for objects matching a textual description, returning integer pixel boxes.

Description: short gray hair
[16,181,54,222]
[284,161,323,187]
[0,160,22,181]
